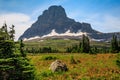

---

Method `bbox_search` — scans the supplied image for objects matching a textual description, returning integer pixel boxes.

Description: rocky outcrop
[19,5,98,40]
[49,60,68,72]
[19,5,120,41]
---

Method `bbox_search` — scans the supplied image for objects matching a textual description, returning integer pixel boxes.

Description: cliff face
[19,5,120,41]
[19,5,98,40]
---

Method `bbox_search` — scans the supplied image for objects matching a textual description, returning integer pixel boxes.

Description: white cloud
[0,0,68,41]
[103,15,120,31]
[0,13,33,41]
[0,1,119,41]
[67,10,120,33]
[87,14,120,33]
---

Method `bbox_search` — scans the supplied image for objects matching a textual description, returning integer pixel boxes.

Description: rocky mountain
[19,5,120,41]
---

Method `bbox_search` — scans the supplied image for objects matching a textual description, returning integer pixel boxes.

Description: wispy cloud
[87,14,120,33]
[0,0,68,40]
[67,10,120,33]
[0,0,120,41]
[103,15,120,30]
[0,13,33,40]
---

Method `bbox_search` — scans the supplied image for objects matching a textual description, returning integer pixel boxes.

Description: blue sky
[0,0,120,40]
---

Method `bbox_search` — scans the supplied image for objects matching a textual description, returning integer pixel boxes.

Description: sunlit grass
[28,53,120,80]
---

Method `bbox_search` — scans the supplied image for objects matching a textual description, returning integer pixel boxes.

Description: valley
[24,39,110,53]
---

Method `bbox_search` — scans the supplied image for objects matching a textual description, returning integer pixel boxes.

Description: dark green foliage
[81,35,90,53]
[41,47,52,53]
[66,47,72,53]
[42,55,58,60]
[66,35,90,53]
[25,47,59,53]
[20,39,26,57]
[0,24,9,40]
[110,35,119,53]
[9,25,15,40]
[0,41,15,58]
[89,47,98,54]
[0,24,35,80]
[66,45,79,53]
[0,57,35,80]
[71,45,79,53]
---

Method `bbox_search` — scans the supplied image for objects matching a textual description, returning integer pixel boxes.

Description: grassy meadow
[24,39,110,52]
[28,53,120,80]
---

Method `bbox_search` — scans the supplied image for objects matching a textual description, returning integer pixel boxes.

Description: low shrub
[70,55,76,64]
[41,55,58,60]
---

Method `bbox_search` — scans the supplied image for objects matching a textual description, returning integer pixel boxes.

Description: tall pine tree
[0,24,35,80]
[9,25,15,40]
[110,34,119,53]
[80,35,90,53]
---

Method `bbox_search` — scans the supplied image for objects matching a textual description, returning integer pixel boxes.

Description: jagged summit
[19,5,120,41]
[41,5,67,19]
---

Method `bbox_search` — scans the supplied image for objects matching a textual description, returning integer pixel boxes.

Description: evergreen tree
[0,23,9,40]
[110,34,119,53]
[0,24,35,80]
[1,23,8,33]
[66,47,72,53]
[20,39,26,57]
[89,46,99,54]
[9,25,15,40]
[81,35,90,53]
[65,35,90,53]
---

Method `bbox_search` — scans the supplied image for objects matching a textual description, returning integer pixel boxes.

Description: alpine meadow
[0,0,120,80]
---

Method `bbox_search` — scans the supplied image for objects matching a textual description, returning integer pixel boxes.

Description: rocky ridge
[19,5,120,41]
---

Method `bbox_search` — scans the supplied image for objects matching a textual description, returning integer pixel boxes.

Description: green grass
[24,39,79,52]
[24,39,110,52]
[28,53,120,80]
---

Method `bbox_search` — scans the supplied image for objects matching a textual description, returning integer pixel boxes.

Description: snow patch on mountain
[42,29,87,38]
[23,36,40,41]
[91,38,105,42]
[23,29,87,41]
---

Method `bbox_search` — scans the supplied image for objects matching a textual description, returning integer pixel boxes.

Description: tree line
[24,34,120,54]
[66,34,120,54]
[25,47,59,53]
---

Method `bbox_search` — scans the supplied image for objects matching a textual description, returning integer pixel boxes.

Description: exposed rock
[19,5,98,40]
[19,5,120,41]
[49,60,68,72]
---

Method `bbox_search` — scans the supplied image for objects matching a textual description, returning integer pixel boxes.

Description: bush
[42,55,58,60]
[70,55,76,64]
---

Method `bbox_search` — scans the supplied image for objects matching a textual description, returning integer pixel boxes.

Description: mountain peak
[48,5,64,11]
[38,5,67,22]
[19,5,97,40]
[19,5,106,40]
[48,5,67,18]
